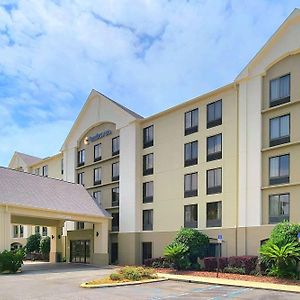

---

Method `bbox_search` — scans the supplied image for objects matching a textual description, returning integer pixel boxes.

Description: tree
[171,228,209,264]
[269,222,300,248]
[26,234,41,253]
[40,236,50,259]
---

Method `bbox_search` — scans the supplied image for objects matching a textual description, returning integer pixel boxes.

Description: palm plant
[260,241,300,278]
[164,242,189,270]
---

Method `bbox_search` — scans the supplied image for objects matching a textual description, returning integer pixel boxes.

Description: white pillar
[49,226,63,263]
[0,208,11,251]
[93,221,109,265]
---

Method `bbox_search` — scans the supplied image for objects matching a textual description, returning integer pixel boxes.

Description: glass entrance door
[70,240,90,263]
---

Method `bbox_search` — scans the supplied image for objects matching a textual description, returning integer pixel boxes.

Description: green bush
[0,249,25,273]
[26,234,41,253]
[269,222,300,248]
[164,242,189,270]
[119,266,156,281]
[40,236,50,259]
[223,266,246,275]
[260,241,300,279]
[171,228,209,264]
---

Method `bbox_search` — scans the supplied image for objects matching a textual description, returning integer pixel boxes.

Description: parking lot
[0,263,299,300]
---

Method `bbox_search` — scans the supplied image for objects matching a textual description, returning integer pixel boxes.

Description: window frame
[93,167,101,185]
[269,154,290,185]
[112,136,120,156]
[269,73,291,107]
[142,242,152,264]
[112,162,120,181]
[184,108,199,135]
[94,143,102,162]
[143,125,154,148]
[143,153,154,176]
[112,187,119,207]
[207,167,222,195]
[184,172,198,198]
[269,193,290,224]
[184,204,198,228]
[184,140,198,167]
[269,114,290,147]
[111,212,119,232]
[206,201,222,227]
[77,172,84,186]
[143,209,153,231]
[207,100,222,129]
[77,149,85,167]
[93,191,101,206]
[42,165,48,177]
[207,133,222,161]
[143,181,153,203]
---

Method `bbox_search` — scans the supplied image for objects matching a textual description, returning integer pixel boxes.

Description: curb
[157,273,300,294]
[80,277,168,288]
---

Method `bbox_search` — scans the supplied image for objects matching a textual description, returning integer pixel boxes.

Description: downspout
[235,84,239,256]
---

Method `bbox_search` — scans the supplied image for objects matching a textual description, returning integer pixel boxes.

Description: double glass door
[70,240,90,263]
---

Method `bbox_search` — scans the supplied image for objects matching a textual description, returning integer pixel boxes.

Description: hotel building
[7,9,300,265]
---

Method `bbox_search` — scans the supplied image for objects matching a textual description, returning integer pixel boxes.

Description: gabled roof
[14,151,42,166]
[236,8,300,81]
[0,167,110,219]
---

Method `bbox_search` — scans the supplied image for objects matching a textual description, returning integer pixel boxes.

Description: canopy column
[92,220,109,266]
[0,208,11,252]
[49,225,63,263]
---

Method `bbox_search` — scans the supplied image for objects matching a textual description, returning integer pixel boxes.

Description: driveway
[0,263,298,300]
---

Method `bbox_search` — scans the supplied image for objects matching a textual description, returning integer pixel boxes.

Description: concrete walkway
[157,272,300,293]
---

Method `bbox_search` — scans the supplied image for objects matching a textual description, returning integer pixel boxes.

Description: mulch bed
[156,268,300,286]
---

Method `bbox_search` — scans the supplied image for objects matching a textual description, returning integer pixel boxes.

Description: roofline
[0,202,111,220]
[139,82,235,122]
[29,152,62,168]
[235,8,300,81]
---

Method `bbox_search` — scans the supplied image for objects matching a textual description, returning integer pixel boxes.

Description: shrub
[260,241,300,279]
[110,273,124,281]
[144,257,167,268]
[172,228,209,264]
[0,249,25,273]
[40,236,50,259]
[164,242,189,270]
[203,257,217,271]
[219,257,229,271]
[119,266,156,281]
[26,234,41,254]
[228,256,258,275]
[223,266,246,275]
[269,222,300,248]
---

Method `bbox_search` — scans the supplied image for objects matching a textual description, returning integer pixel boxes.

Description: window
[207,100,222,128]
[143,181,153,203]
[35,226,40,234]
[93,191,101,206]
[94,168,101,185]
[94,143,102,162]
[207,168,222,194]
[112,162,119,181]
[143,153,154,176]
[270,74,290,107]
[42,227,48,236]
[112,136,120,156]
[269,194,289,224]
[77,149,85,167]
[143,125,154,148]
[142,242,152,264]
[61,159,64,175]
[184,204,198,228]
[78,172,84,186]
[20,225,24,238]
[143,209,153,231]
[269,154,289,185]
[207,134,222,161]
[13,225,19,238]
[270,114,290,147]
[42,165,48,177]
[184,141,198,167]
[184,108,198,135]
[112,187,119,206]
[77,222,84,230]
[184,173,198,197]
[206,202,222,227]
[111,213,119,232]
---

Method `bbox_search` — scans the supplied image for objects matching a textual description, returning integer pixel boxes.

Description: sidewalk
[157,272,300,293]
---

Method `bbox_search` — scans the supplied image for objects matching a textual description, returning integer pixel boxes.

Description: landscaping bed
[156,268,300,286]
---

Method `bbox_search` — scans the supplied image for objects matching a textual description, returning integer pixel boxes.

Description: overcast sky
[0,0,299,166]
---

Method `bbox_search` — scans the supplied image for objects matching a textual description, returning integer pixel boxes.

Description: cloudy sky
[0,0,299,166]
